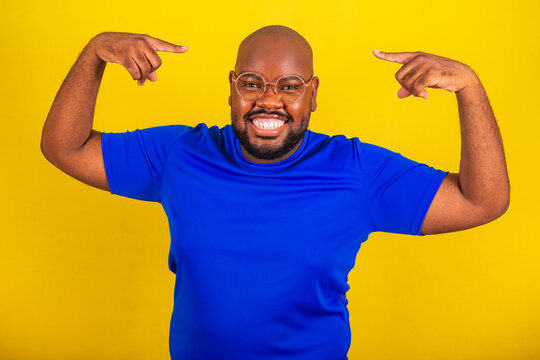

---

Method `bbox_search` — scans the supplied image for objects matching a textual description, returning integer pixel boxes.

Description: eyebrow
[241,73,262,79]
[239,72,307,81]
[280,76,304,81]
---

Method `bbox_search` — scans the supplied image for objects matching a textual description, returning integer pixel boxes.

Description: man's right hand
[41,32,188,192]
[89,32,188,86]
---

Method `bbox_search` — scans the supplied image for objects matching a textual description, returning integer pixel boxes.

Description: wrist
[83,34,107,65]
[457,67,481,94]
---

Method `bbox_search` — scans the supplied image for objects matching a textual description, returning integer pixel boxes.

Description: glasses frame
[232,71,314,103]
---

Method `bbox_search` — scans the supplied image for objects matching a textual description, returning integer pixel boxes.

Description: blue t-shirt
[101,123,447,360]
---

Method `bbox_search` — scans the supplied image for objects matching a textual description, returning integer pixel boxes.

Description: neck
[240,140,303,163]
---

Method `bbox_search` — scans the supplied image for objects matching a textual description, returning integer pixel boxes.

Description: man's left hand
[373,50,478,99]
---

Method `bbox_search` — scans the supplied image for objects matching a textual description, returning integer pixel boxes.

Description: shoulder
[305,129,351,151]
[126,124,195,145]
[299,129,364,170]
[158,123,219,147]
[305,129,392,160]
[162,123,233,157]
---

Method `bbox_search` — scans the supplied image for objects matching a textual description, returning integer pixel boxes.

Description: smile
[251,118,285,130]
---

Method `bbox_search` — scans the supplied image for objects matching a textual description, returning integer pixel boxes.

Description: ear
[310,76,319,112]
[228,70,235,106]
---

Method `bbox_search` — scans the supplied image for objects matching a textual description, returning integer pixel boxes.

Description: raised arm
[40,32,188,191]
[373,50,510,235]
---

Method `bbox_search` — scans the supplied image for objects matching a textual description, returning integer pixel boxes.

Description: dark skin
[228,28,319,163]
[41,26,509,236]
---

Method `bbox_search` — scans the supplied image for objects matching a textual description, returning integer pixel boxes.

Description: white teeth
[253,119,285,130]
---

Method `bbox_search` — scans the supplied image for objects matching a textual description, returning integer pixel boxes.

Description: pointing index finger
[145,35,188,53]
[373,50,418,64]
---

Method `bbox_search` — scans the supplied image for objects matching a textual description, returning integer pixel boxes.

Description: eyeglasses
[232,71,314,103]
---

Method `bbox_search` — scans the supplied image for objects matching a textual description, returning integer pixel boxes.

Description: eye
[277,77,303,92]
[244,82,260,88]
[281,84,298,90]
[279,83,301,92]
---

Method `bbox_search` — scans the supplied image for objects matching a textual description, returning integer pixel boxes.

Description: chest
[161,151,372,275]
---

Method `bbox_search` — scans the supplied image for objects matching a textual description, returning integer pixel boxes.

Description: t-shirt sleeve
[355,139,449,236]
[101,124,192,202]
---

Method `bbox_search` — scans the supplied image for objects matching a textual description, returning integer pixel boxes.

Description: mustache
[244,109,292,122]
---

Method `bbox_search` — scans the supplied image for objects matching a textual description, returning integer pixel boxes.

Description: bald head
[234,25,313,77]
[229,26,319,163]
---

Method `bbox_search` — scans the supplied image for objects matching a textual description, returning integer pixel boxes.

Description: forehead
[235,35,312,79]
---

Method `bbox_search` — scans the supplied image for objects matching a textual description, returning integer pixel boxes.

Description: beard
[231,109,310,161]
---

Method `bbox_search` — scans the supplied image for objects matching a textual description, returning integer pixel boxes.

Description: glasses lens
[276,76,305,102]
[236,73,265,100]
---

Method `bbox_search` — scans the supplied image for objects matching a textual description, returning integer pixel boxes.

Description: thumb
[148,71,157,82]
[397,87,412,98]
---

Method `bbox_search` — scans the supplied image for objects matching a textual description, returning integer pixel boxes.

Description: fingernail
[180,46,188,50]
[374,49,381,54]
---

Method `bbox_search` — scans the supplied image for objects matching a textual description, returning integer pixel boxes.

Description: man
[41,26,510,359]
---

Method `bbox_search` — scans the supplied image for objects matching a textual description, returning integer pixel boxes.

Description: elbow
[496,182,511,218]
[40,126,52,161]
[40,137,59,164]
[497,196,510,217]
[468,187,510,225]
[40,138,47,157]
[483,194,510,222]
[40,138,49,160]
[482,179,511,220]
[40,138,52,162]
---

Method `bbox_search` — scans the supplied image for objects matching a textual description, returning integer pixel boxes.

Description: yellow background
[1,0,538,359]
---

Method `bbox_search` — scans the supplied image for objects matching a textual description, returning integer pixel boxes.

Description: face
[229,36,319,163]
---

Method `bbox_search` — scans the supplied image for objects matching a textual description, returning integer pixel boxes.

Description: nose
[255,84,283,109]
